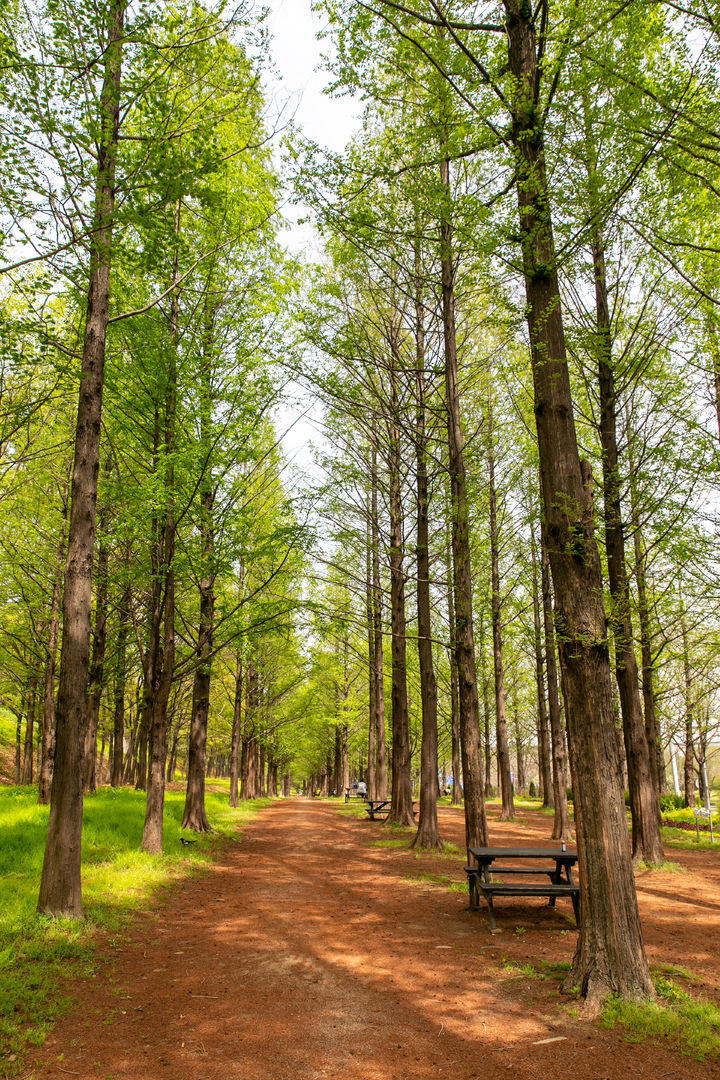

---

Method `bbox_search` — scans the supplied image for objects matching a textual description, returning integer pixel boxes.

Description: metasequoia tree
[37,0,126,917]
[318,0,655,1005]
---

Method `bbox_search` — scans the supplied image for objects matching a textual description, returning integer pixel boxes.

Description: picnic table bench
[364,799,417,821]
[467,846,580,930]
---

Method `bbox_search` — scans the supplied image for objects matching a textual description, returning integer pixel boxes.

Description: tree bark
[141,200,181,854]
[591,223,664,864]
[83,496,110,793]
[411,276,442,849]
[38,0,125,916]
[439,150,488,856]
[488,395,514,820]
[22,680,37,784]
[110,580,130,787]
[365,472,377,801]
[387,347,414,826]
[39,514,67,804]
[540,524,572,839]
[680,608,695,807]
[371,447,388,799]
[626,406,665,793]
[445,511,462,805]
[230,652,243,807]
[531,520,552,808]
[504,0,653,1007]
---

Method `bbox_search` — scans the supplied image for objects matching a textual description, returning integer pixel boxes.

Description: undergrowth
[600,972,720,1060]
[0,786,269,1077]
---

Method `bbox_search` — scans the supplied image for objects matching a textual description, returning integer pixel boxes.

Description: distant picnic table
[467,846,580,931]
[364,799,417,821]
[344,787,367,802]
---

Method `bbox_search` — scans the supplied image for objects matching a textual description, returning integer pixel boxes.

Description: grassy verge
[0,785,270,1076]
[600,972,720,1060]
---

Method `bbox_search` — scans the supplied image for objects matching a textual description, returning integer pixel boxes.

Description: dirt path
[32,799,720,1080]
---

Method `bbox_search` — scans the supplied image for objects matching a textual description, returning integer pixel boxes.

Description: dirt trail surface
[32,799,720,1080]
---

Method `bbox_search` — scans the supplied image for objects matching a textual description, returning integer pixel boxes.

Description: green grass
[600,974,720,1060]
[0,785,270,1076]
[401,870,467,895]
[660,826,720,850]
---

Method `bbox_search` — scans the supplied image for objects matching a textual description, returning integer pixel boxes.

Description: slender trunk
[111,580,130,787]
[540,525,572,838]
[371,448,388,799]
[445,519,462,805]
[366,475,377,801]
[680,607,695,807]
[439,149,488,856]
[22,681,37,784]
[84,490,110,793]
[591,221,663,864]
[137,404,162,792]
[626,407,665,793]
[488,396,514,819]
[141,200,181,854]
[38,1,125,916]
[183,299,216,832]
[412,276,442,849]
[387,350,414,827]
[39,512,67,805]
[230,652,243,807]
[531,519,552,808]
[504,0,652,1006]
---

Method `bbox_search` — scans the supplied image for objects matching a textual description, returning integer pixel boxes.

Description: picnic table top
[468,846,577,861]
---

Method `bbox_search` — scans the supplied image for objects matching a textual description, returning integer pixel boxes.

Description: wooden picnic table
[345,787,367,802]
[467,846,580,930]
[364,799,417,821]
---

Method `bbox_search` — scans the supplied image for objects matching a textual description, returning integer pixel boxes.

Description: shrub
[528,781,536,798]
[659,793,686,812]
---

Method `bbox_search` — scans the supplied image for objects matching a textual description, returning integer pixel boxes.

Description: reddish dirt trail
[32,799,720,1080]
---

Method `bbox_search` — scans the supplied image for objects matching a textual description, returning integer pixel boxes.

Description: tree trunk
[386,350,414,826]
[680,609,695,807]
[488,395,514,820]
[591,223,664,865]
[412,279,442,850]
[504,0,653,1007]
[531,520,552,808]
[540,525,572,839]
[371,447,388,800]
[22,681,37,784]
[439,149,488,857]
[37,0,125,917]
[84,500,110,793]
[626,408,665,793]
[39,518,67,805]
[230,652,243,807]
[365,473,377,801]
[445,510,462,805]
[111,580,130,787]
[141,200,180,854]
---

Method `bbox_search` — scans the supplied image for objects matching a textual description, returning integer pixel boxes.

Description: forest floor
[29,798,720,1080]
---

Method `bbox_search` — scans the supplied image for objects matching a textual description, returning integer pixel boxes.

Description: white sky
[264,0,361,477]
[265,0,359,153]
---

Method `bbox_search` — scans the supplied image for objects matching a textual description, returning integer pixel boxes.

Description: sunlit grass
[600,975,720,1060]
[402,870,466,894]
[0,785,269,1076]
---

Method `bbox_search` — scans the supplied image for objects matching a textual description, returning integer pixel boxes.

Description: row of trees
[286,0,720,1010]
[3,0,720,1016]
[0,0,310,912]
